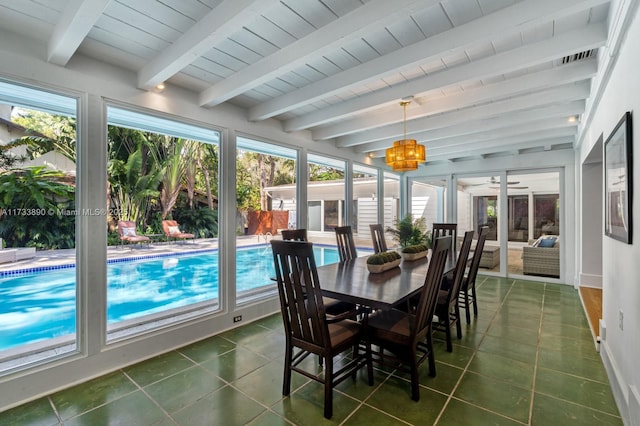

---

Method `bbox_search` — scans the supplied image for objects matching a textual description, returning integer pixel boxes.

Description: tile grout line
[527,282,547,425]
[433,276,524,425]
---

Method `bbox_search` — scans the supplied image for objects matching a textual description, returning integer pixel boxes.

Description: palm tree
[158,138,186,219]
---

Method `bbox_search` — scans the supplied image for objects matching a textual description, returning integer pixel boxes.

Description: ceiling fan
[465,176,529,190]
[470,176,521,186]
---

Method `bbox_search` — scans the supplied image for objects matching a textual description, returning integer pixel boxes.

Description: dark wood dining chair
[280,228,307,241]
[434,230,474,352]
[459,226,489,323]
[369,223,388,254]
[270,240,373,419]
[365,235,451,401]
[335,226,358,261]
[432,223,457,253]
[281,228,358,319]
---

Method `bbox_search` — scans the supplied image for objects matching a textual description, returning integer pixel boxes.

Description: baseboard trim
[579,273,602,287]
[600,341,631,425]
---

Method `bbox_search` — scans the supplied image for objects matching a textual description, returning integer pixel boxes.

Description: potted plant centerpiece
[386,214,432,261]
[366,250,401,273]
[401,243,429,261]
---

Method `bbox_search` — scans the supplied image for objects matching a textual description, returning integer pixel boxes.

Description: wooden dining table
[315,253,458,311]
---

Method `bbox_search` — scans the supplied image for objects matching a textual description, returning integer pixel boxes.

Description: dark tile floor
[1,277,622,425]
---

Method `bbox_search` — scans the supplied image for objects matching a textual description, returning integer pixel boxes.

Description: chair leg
[463,289,472,324]
[455,306,462,339]
[444,311,453,352]
[471,283,478,317]
[283,344,293,396]
[323,358,333,419]
[426,332,436,377]
[365,340,374,386]
[410,358,420,401]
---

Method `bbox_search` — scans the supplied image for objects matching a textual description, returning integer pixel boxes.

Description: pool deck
[0,233,377,273]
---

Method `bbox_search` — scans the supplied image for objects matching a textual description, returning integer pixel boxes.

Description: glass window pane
[307,154,345,236]
[106,107,220,342]
[236,138,297,303]
[457,176,501,273]
[411,178,447,229]
[508,172,560,278]
[0,86,77,371]
[353,164,378,243]
[383,172,400,234]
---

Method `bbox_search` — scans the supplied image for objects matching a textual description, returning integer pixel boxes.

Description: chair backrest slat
[271,240,329,348]
[369,224,388,254]
[466,226,490,287]
[445,230,474,307]
[335,226,358,262]
[432,223,457,253]
[414,236,451,337]
[281,228,308,241]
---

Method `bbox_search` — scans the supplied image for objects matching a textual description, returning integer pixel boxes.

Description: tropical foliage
[386,214,432,248]
[0,107,223,249]
[0,167,75,249]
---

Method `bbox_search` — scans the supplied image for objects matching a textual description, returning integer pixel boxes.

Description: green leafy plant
[0,166,75,249]
[386,214,432,248]
[366,251,401,265]
[401,244,429,253]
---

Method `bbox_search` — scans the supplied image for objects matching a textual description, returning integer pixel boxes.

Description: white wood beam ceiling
[321,59,596,143]
[256,0,609,123]
[198,0,439,107]
[47,0,112,66]
[12,0,613,164]
[137,0,279,91]
[283,23,606,131]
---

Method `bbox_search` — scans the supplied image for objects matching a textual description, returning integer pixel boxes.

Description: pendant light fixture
[385,99,425,172]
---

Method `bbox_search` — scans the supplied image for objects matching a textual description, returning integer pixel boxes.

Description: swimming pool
[0,245,342,351]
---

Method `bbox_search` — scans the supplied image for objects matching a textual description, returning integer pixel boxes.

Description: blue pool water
[0,245,342,351]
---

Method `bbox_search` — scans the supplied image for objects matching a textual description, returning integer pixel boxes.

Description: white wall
[581,159,603,287]
[577,2,640,422]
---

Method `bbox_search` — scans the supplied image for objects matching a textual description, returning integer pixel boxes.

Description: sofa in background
[522,235,559,277]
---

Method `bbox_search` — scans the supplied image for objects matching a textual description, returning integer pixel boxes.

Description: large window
[353,164,378,238]
[106,107,220,342]
[307,154,346,233]
[507,171,561,278]
[383,172,400,232]
[0,81,77,372]
[457,175,501,273]
[410,177,447,229]
[236,137,296,303]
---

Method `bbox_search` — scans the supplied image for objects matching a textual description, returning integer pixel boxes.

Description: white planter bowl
[401,251,428,261]
[366,258,401,273]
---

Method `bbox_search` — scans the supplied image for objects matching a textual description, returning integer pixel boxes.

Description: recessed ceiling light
[156,83,165,91]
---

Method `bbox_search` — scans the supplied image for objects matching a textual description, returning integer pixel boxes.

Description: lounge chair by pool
[162,220,195,242]
[117,220,150,246]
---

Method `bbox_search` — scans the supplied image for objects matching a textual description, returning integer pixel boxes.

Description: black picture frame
[604,111,633,244]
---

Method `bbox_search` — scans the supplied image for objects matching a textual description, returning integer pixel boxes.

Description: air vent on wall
[562,49,594,64]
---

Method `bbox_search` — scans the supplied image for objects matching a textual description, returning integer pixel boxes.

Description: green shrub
[386,214,432,248]
[401,244,429,253]
[366,251,401,265]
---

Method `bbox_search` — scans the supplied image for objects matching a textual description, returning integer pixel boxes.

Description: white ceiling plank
[419,117,577,150]
[137,0,279,90]
[288,22,605,131]
[427,133,577,159]
[47,0,111,66]
[351,83,590,151]
[252,0,609,122]
[198,0,439,107]
[351,100,585,152]
[368,131,576,159]
[318,58,596,141]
